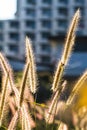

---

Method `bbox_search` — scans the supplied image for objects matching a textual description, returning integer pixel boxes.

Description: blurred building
[0,0,87,71]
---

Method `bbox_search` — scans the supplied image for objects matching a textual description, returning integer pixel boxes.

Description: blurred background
[0,0,87,102]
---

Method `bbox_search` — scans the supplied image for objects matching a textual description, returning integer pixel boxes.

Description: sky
[0,0,16,20]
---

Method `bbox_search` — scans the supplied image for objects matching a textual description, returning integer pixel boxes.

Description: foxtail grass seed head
[0,52,12,75]
[52,9,80,92]
[25,36,37,94]
[25,36,31,63]
[8,110,20,130]
[19,63,30,107]
[22,104,31,130]
[52,61,64,91]
[21,108,25,130]
[46,80,67,123]
[59,80,68,101]
[61,9,80,65]
[0,52,20,106]
[0,73,9,126]
[46,91,58,123]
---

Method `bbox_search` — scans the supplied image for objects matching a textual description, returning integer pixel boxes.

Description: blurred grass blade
[67,71,87,105]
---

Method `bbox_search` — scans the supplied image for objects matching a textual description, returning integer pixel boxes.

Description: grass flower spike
[0,73,9,126]
[0,52,19,105]
[26,36,37,94]
[19,63,30,107]
[52,9,80,92]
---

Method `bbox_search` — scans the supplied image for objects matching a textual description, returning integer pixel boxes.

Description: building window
[9,45,19,53]
[58,0,68,4]
[57,31,66,35]
[26,9,35,17]
[41,20,52,28]
[58,8,68,16]
[41,56,50,63]
[74,42,87,52]
[26,0,36,4]
[0,45,3,51]
[41,44,51,52]
[42,0,52,4]
[41,32,50,39]
[9,21,19,28]
[0,34,3,41]
[58,19,67,28]
[9,33,19,41]
[74,0,84,3]
[0,22,4,29]
[25,21,36,29]
[42,8,52,17]
[25,32,35,40]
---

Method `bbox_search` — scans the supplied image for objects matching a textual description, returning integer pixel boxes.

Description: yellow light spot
[74,85,87,110]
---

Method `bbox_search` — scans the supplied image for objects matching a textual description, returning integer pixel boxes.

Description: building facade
[0,0,87,65]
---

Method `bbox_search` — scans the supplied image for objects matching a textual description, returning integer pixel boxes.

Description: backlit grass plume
[0,53,10,75]
[0,73,9,126]
[0,52,19,105]
[52,9,80,92]
[46,91,58,123]
[22,104,31,130]
[26,37,37,94]
[8,110,19,130]
[46,81,67,123]
[19,63,30,107]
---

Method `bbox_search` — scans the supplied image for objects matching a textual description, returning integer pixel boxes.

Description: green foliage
[0,126,7,130]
